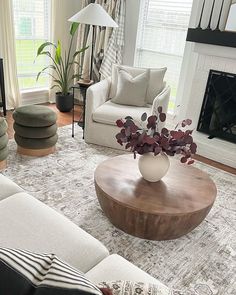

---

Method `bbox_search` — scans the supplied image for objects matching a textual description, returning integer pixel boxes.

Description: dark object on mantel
[197,69,236,144]
[186,28,236,48]
[0,58,7,116]
[186,0,236,48]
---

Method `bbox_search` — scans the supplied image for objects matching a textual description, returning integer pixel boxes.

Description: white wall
[123,0,140,66]
[51,0,82,49]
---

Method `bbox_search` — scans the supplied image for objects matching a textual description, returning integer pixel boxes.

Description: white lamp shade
[68,3,118,27]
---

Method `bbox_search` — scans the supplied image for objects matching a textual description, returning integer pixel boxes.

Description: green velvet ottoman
[0,118,8,170]
[13,105,58,157]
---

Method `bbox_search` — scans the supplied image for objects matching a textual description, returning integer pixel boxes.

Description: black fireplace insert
[197,69,236,144]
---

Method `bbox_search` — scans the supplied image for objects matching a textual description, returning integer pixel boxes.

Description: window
[135,0,193,113]
[13,0,51,90]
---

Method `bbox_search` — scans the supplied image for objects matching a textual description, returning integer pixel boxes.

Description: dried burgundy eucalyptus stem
[115,107,197,165]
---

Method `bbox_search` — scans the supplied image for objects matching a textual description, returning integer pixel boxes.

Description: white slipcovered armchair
[84,66,170,150]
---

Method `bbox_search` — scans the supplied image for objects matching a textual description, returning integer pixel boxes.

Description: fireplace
[197,69,236,144]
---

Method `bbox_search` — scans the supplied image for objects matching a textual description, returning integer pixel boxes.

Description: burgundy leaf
[147,115,158,129]
[125,142,131,149]
[184,135,193,144]
[190,143,197,154]
[124,119,134,128]
[181,120,186,128]
[180,156,188,163]
[161,128,169,135]
[185,129,193,136]
[130,124,139,133]
[125,126,131,137]
[166,151,175,156]
[116,119,124,128]
[159,113,166,122]
[117,139,123,146]
[115,133,122,140]
[187,159,195,165]
[185,119,192,126]
[141,112,147,121]
[145,136,156,145]
[154,146,162,155]
[157,106,163,114]
[170,130,184,140]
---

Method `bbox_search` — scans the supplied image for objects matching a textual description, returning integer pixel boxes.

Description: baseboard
[21,89,49,106]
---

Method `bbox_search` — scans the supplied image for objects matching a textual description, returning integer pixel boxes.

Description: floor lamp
[68,3,118,81]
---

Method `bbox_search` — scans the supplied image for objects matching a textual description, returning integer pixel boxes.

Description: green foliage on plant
[36,23,88,95]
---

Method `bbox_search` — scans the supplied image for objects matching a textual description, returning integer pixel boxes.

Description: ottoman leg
[0,159,7,170]
[17,146,56,157]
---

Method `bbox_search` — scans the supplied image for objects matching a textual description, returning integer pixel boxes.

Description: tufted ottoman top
[13,105,57,127]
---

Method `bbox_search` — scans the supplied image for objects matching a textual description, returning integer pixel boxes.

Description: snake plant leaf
[36,65,56,81]
[38,51,52,58]
[53,79,63,87]
[70,22,79,36]
[55,41,62,65]
[73,46,89,59]
[50,84,59,90]
[37,42,55,56]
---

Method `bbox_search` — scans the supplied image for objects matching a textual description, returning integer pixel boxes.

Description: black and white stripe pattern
[0,247,102,294]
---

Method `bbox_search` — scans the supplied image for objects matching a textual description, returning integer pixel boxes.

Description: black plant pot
[55,92,73,112]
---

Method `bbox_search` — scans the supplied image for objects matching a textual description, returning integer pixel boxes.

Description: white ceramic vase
[138,152,170,182]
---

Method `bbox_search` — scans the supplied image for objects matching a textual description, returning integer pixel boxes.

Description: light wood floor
[2,104,236,175]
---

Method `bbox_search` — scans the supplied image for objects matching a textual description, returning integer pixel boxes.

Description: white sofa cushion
[0,192,109,273]
[92,101,151,126]
[0,174,23,201]
[110,64,167,104]
[85,254,168,289]
[111,69,149,107]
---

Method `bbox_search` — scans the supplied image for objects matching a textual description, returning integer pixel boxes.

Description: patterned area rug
[2,125,236,295]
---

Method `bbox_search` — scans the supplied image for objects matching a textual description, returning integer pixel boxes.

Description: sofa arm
[151,85,171,117]
[85,78,111,142]
[86,78,111,113]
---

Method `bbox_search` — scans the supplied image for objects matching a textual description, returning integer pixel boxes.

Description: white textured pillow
[111,69,149,107]
[110,64,167,104]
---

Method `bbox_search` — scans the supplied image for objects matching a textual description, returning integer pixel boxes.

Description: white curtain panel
[49,0,81,101]
[0,0,21,109]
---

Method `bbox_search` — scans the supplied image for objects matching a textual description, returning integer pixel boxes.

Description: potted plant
[115,107,197,182]
[36,23,88,112]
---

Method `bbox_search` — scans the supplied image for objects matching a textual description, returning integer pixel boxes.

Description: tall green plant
[36,23,88,95]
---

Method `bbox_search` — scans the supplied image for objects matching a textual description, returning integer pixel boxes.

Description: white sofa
[84,77,171,150]
[0,174,170,292]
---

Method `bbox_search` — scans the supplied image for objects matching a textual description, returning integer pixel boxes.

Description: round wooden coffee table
[94,154,217,240]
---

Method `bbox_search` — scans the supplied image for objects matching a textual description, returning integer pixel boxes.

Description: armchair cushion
[111,69,149,107]
[92,101,151,126]
[110,64,167,104]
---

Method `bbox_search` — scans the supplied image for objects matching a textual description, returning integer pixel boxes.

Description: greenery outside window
[13,0,51,90]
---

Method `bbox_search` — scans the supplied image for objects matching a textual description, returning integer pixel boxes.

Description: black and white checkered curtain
[75,0,125,82]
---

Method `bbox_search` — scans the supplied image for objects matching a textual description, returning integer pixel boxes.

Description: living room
[0,0,235,294]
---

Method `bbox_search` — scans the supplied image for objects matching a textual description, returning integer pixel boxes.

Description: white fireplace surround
[174,0,236,169]
[175,42,236,169]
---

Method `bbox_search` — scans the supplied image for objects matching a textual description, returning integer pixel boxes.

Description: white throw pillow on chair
[111,69,149,107]
[110,64,167,104]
